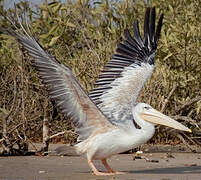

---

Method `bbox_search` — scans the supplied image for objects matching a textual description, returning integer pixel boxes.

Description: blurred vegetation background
[0,0,200,154]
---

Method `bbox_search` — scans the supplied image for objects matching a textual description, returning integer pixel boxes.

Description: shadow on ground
[129,165,201,174]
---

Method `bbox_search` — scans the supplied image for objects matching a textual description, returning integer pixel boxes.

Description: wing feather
[143,7,151,47]
[133,20,144,48]
[89,7,163,126]
[149,7,156,42]
[3,18,113,141]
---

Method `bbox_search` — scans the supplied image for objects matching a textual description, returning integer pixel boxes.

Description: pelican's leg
[101,158,125,175]
[88,159,115,176]
[101,159,115,173]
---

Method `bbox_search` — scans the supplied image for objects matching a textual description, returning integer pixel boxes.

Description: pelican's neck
[132,110,155,141]
[133,109,155,131]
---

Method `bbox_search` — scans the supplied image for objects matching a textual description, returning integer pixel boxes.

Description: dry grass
[0,0,200,154]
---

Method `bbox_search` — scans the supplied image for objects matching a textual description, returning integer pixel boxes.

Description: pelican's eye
[144,106,150,110]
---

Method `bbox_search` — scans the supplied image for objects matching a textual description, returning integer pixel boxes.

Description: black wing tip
[119,7,163,61]
[144,7,151,46]
[155,13,164,43]
[123,28,129,38]
[144,6,164,48]
[123,7,163,53]
[115,7,164,66]
[124,7,163,51]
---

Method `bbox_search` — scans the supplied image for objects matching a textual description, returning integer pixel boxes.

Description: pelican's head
[133,103,191,132]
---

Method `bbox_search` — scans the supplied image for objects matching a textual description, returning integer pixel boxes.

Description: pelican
[3,7,191,176]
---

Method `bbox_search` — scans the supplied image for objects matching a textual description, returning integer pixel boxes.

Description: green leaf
[48,25,58,35]
[40,33,49,39]
[53,3,62,14]
[66,22,76,28]
[0,108,9,115]
[163,53,173,61]
[49,35,60,46]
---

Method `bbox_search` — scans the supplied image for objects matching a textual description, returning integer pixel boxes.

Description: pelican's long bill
[140,108,191,132]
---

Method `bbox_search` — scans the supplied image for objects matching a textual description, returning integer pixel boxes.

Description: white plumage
[96,63,154,126]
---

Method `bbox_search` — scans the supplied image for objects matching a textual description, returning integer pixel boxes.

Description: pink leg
[88,159,115,176]
[101,158,125,175]
[101,159,115,173]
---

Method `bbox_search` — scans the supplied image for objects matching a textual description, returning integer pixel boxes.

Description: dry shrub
[0,0,200,154]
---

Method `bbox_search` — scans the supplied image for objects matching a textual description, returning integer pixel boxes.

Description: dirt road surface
[0,145,201,180]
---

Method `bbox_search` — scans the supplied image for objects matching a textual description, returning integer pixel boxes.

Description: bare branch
[42,117,49,153]
[9,99,22,121]
[5,77,17,123]
[175,96,201,113]
[0,138,5,143]
[171,115,198,125]
[176,133,196,152]
[49,130,74,140]
[161,84,177,113]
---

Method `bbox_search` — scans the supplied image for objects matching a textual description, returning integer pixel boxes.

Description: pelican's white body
[76,105,155,160]
[76,126,154,160]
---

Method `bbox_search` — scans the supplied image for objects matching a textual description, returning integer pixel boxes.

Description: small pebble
[147,159,159,163]
[184,163,197,167]
[39,170,45,174]
[166,153,175,158]
[136,151,143,154]
[133,155,142,160]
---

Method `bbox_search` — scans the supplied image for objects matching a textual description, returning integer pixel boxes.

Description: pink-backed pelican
[3,7,191,176]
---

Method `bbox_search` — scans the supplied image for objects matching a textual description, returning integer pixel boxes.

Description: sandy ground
[0,145,201,180]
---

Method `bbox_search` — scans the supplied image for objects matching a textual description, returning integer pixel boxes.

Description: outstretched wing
[89,7,163,126]
[3,17,113,141]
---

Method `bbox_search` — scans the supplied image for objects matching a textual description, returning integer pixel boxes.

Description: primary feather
[2,17,112,142]
[89,7,163,126]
